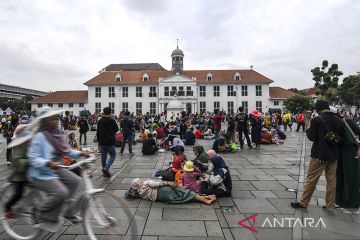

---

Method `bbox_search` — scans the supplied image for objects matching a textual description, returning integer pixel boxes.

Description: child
[182,161,201,193]
[68,132,78,149]
[4,125,31,219]
[171,146,187,170]
[194,126,204,139]
[139,128,148,143]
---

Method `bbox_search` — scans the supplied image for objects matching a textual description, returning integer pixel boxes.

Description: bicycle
[0,155,137,240]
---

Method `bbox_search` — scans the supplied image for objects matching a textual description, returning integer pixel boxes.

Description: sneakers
[64,215,83,223]
[102,169,111,178]
[291,202,306,209]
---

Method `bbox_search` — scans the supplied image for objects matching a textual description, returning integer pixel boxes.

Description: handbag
[343,118,360,145]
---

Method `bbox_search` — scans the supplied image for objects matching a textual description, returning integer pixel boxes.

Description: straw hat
[7,124,32,149]
[183,161,195,172]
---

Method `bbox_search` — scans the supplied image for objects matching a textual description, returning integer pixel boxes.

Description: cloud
[0,0,359,92]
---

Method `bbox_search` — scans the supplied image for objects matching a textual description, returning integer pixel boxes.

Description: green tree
[311,60,343,103]
[284,94,313,113]
[337,74,360,111]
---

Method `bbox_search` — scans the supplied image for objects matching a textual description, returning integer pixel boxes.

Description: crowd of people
[2,101,360,223]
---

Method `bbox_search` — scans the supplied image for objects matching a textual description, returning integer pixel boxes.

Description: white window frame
[256,85,262,96]
[122,102,128,112]
[108,102,115,114]
[227,101,234,114]
[122,87,128,97]
[207,72,213,81]
[150,102,156,115]
[200,101,206,113]
[241,85,248,96]
[108,87,115,98]
[115,73,121,82]
[214,101,220,112]
[136,102,142,114]
[256,101,262,113]
[199,86,206,97]
[234,72,241,81]
[136,87,142,97]
[213,86,220,97]
[95,102,101,113]
[95,87,101,98]
[143,73,149,82]
[242,101,248,114]
[227,85,236,96]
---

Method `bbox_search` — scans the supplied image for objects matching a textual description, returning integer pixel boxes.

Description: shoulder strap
[343,118,358,140]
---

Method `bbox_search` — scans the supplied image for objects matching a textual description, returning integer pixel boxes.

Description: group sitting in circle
[127,145,232,204]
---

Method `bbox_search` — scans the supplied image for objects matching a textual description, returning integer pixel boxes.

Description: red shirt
[213,115,221,128]
[194,129,203,139]
[172,154,185,170]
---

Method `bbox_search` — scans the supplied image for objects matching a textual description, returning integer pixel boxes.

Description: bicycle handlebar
[58,154,97,170]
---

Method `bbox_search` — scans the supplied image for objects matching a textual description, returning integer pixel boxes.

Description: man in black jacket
[291,100,345,209]
[235,107,252,149]
[77,116,89,145]
[97,107,119,177]
[120,111,134,155]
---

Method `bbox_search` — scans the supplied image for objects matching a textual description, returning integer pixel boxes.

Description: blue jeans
[121,135,133,153]
[100,145,116,170]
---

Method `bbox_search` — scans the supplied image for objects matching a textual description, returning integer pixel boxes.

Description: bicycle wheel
[83,191,137,240]
[0,183,44,240]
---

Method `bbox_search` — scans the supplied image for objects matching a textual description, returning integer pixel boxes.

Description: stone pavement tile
[237,169,267,176]
[151,202,201,209]
[74,236,140,240]
[277,180,298,189]
[205,221,224,237]
[142,236,159,240]
[272,190,297,199]
[256,164,274,169]
[134,208,150,220]
[231,191,255,199]
[230,227,256,240]
[268,198,295,214]
[158,237,224,240]
[251,181,285,191]
[222,228,234,240]
[351,214,360,223]
[236,175,258,181]
[234,199,279,214]
[302,227,359,240]
[215,209,229,228]
[232,181,256,191]
[217,197,235,207]
[139,199,152,208]
[255,228,293,240]
[143,220,207,236]
[148,207,163,219]
[256,175,276,181]
[56,236,77,240]
[162,208,217,220]
[320,217,360,237]
[261,169,291,176]
[250,191,278,199]
[223,210,246,228]
[273,175,295,181]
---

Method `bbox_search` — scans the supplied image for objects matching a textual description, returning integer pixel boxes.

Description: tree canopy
[311,60,343,103]
[337,74,360,110]
[284,94,313,113]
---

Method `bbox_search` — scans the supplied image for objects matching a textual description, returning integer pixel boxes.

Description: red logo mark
[237,213,258,233]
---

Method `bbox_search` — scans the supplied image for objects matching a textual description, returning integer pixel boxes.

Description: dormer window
[207,73,213,81]
[234,72,241,81]
[115,73,121,82]
[143,73,149,82]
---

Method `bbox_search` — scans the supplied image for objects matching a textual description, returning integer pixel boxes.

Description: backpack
[125,187,140,200]
[319,116,341,146]
[155,167,177,181]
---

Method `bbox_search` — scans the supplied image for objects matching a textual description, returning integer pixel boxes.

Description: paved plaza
[0,130,359,240]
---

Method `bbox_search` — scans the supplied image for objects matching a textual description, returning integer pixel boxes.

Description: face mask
[208,162,214,171]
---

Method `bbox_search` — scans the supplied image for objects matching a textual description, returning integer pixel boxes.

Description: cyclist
[27,107,90,225]
[4,124,32,219]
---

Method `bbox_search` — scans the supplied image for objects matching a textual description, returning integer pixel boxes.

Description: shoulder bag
[343,118,360,145]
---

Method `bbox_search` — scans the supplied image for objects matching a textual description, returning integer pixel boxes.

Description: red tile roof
[103,63,166,71]
[30,91,88,103]
[84,69,273,86]
[301,87,318,96]
[269,87,295,99]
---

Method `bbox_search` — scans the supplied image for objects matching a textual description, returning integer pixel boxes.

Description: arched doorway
[186,103,192,114]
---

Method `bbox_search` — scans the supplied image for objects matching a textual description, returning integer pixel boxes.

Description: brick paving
[0,129,359,240]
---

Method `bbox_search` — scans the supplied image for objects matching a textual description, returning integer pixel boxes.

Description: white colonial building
[31,45,295,115]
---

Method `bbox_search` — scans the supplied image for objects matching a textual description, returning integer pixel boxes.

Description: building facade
[31,45,294,115]
[84,45,284,115]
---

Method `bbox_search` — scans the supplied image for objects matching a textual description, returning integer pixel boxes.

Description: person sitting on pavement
[194,126,204,139]
[170,137,185,152]
[171,146,187,170]
[182,161,201,193]
[192,145,209,173]
[130,178,216,204]
[184,128,196,146]
[142,133,158,155]
[199,150,232,197]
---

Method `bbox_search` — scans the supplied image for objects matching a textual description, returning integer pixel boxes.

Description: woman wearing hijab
[130,178,216,204]
[200,150,232,197]
[27,107,90,225]
[250,109,262,149]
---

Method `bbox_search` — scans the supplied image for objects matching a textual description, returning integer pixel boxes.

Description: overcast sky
[1,0,359,92]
